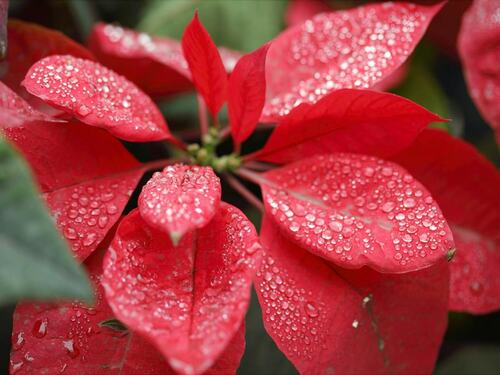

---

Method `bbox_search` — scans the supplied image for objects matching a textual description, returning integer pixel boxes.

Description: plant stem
[244,161,275,171]
[142,158,189,172]
[224,174,264,212]
[197,94,209,137]
[235,167,271,187]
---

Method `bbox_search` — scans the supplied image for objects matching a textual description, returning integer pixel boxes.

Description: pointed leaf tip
[182,12,228,117]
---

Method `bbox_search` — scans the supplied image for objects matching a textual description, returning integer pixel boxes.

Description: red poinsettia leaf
[248,89,443,164]
[285,0,331,27]
[0,81,56,126]
[0,20,94,110]
[391,129,500,313]
[103,204,261,375]
[459,0,500,143]
[182,12,228,118]
[262,2,443,121]
[22,55,172,142]
[259,153,454,273]
[88,23,240,98]
[228,44,270,148]
[1,86,143,261]
[255,217,449,374]
[10,240,246,374]
[138,164,221,244]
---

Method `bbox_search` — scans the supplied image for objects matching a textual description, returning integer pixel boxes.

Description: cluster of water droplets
[25,55,165,134]
[256,254,327,360]
[45,176,135,260]
[102,205,260,374]
[263,154,453,270]
[264,2,430,118]
[139,165,221,237]
[100,24,239,77]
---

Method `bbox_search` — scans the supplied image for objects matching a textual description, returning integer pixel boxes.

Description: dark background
[2,0,499,373]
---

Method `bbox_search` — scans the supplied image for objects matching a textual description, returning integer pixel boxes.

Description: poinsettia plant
[1,1,499,374]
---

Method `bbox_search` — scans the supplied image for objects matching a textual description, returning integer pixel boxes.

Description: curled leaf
[263,2,443,121]
[260,153,454,273]
[138,164,221,244]
[22,55,171,142]
[103,204,261,375]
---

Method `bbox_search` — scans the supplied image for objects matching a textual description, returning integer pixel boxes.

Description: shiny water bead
[262,2,441,121]
[22,55,170,141]
[449,226,500,314]
[139,164,221,244]
[44,171,141,261]
[102,204,261,375]
[262,153,454,273]
[89,23,240,97]
[459,0,500,143]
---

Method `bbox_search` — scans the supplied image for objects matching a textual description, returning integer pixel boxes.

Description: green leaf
[436,346,500,375]
[0,135,92,305]
[99,318,128,332]
[138,0,286,51]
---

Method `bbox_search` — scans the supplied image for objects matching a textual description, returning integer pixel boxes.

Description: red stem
[224,174,264,212]
[197,94,209,136]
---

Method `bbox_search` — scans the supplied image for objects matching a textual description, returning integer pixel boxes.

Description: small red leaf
[103,204,261,375]
[22,55,171,142]
[182,12,228,117]
[228,44,270,148]
[249,89,443,164]
[392,129,500,313]
[285,0,331,27]
[459,0,500,143]
[10,241,246,374]
[262,2,443,121]
[0,20,94,106]
[255,217,449,374]
[88,23,241,98]
[0,81,55,126]
[1,86,143,261]
[260,153,454,273]
[138,164,221,244]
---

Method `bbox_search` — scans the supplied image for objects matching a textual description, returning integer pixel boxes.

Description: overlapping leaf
[262,2,443,121]
[10,242,246,374]
[228,44,270,148]
[255,217,449,374]
[23,55,171,142]
[259,153,454,273]
[138,165,221,244]
[103,204,261,375]
[459,0,500,143]
[88,23,240,98]
[248,89,444,164]
[182,13,228,117]
[0,20,94,106]
[1,84,142,261]
[392,129,500,313]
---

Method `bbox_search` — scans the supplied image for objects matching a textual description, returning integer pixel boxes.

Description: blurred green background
[2,0,499,374]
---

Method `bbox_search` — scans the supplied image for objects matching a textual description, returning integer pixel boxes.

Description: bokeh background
[2,0,499,373]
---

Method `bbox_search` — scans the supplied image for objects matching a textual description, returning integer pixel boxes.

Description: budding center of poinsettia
[186,127,242,173]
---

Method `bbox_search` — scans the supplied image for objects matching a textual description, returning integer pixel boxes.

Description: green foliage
[436,346,500,375]
[0,136,92,305]
[139,0,287,51]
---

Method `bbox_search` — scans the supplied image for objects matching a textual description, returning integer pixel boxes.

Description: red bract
[0,20,94,107]
[258,153,453,273]
[392,129,500,313]
[102,204,261,375]
[228,45,270,149]
[262,2,443,121]
[247,89,444,164]
[182,13,228,118]
[0,83,142,261]
[459,0,500,143]
[10,240,246,375]
[138,165,221,244]
[255,217,449,374]
[22,55,171,142]
[88,23,240,98]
